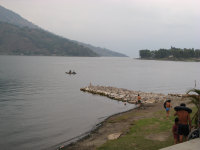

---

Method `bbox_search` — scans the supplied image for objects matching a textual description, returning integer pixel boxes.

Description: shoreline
[59,94,192,150]
[61,102,165,150]
[58,85,190,150]
[57,104,137,150]
[136,58,200,62]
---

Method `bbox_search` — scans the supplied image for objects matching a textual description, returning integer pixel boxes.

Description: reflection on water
[0,56,199,150]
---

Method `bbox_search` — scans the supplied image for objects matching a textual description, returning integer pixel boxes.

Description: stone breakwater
[80,85,167,104]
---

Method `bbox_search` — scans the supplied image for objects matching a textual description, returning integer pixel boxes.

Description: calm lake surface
[0,56,199,150]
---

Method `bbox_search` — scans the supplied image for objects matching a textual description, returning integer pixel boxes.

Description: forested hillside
[139,47,200,61]
[77,42,127,57]
[0,5,127,57]
[0,22,99,56]
[0,5,39,29]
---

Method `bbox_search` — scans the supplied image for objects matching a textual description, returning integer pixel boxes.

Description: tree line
[139,47,200,59]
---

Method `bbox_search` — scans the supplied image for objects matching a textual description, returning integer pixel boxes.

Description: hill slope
[0,22,98,56]
[0,5,127,57]
[0,5,39,29]
[77,42,127,57]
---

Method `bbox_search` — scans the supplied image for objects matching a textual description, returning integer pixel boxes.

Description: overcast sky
[1,0,200,57]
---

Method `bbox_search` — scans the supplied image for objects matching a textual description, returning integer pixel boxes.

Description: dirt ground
[61,96,191,150]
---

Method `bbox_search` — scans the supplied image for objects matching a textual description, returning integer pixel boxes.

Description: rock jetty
[80,84,167,104]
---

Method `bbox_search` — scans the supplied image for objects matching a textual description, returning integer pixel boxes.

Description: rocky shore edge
[81,84,172,104]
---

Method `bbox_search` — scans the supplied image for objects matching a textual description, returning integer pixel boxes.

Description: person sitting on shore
[172,117,179,144]
[174,103,192,143]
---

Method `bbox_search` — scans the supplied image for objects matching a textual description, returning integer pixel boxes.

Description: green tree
[154,49,170,58]
[139,50,151,58]
[139,47,200,60]
[186,89,200,127]
[195,50,200,58]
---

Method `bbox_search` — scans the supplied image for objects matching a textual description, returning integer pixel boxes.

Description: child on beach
[165,100,171,118]
[172,117,179,144]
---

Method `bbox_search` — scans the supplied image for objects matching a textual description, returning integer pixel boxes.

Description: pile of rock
[168,93,183,97]
[80,84,166,104]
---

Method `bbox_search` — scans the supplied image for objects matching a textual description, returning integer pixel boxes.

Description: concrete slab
[160,138,200,150]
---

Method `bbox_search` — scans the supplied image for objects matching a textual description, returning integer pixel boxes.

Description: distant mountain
[0,5,127,57]
[76,42,127,57]
[0,5,39,29]
[0,22,98,56]
[0,5,98,56]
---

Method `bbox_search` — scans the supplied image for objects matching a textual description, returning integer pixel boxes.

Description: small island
[139,47,200,62]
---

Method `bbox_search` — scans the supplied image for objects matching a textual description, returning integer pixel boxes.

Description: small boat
[65,71,76,75]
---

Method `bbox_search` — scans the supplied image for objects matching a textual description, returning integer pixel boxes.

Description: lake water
[0,56,199,150]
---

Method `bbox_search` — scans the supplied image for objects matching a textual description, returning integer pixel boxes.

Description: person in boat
[174,103,192,142]
[69,70,72,74]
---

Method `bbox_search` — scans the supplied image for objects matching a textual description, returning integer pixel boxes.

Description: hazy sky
[1,0,200,57]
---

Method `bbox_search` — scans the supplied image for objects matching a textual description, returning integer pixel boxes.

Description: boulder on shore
[108,133,122,140]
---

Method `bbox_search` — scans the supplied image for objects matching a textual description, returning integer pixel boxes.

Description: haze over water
[0,56,199,150]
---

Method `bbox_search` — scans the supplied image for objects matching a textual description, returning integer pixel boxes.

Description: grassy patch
[98,115,174,150]
[98,107,196,150]
[107,111,146,123]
